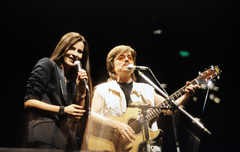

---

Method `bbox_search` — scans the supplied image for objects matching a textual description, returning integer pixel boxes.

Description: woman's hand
[64,104,86,122]
[76,69,88,95]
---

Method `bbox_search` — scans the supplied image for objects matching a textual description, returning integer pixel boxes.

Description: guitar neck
[169,79,198,102]
[137,79,198,125]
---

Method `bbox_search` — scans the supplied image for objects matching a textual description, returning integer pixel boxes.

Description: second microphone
[74,60,89,91]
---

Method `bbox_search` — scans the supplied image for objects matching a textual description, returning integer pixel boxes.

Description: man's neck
[116,75,133,83]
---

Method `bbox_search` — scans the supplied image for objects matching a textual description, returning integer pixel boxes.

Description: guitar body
[88,102,162,152]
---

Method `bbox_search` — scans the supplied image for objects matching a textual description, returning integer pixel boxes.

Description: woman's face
[63,41,84,68]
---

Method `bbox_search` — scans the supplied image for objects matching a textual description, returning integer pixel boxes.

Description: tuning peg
[198,71,203,76]
[217,75,220,79]
[210,65,214,71]
[204,68,209,74]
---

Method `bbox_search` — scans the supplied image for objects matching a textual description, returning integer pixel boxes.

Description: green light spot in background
[179,50,190,57]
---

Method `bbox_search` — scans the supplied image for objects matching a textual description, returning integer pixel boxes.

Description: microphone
[74,60,89,90]
[127,64,148,71]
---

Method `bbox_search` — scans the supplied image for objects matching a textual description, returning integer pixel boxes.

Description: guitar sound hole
[127,118,142,135]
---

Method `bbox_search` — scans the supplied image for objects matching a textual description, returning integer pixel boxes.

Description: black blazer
[24,57,78,149]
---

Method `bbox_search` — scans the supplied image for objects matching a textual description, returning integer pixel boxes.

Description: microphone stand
[79,82,90,150]
[85,85,91,149]
[137,104,151,152]
[137,70,211,152]
[129,104,170,152]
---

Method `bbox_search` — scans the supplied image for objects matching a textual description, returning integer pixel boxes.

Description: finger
[185,86,195,95]
[195,84,201,89]
[186,86,194,92]
[126,129,135,141]
[71,104,83,109]
[121,134,130,145]
[125,125,135,135]
[82,75,88,80]
[79,70,87,76]
[121,134,126,141]
[129,126,135,134]
[71,113,84,119]
[122,131,131,143]
[78,72,87,78]
[74,109,86,114]
[124,133,133,143]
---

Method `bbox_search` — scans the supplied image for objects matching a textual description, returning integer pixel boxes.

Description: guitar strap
[140,93,153,106]
[134,83,154,106]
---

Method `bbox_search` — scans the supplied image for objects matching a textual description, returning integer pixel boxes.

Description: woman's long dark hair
[50,32,92,149]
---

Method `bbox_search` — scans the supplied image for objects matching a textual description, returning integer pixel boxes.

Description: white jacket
[94,80,155,117]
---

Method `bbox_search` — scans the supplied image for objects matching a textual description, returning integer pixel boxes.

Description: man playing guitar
[89,45,200,152]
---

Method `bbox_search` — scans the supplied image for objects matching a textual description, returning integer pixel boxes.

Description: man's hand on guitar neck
[175,81,201,107]
[185,81,201,97]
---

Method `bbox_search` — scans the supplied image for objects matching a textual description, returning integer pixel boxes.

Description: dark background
[1,0,239,152]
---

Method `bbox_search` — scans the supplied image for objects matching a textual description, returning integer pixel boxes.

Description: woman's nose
[72,52,79,60]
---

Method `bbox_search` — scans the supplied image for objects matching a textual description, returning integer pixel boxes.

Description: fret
[171,87,185,101]
[146,115,150,120]
[150,111,154,119]
[172,93,178,100]
[153,109,159,115]
[192,79,198,85]
[162,101,168,107]
[150,110,154,116]
[138,117,144,125]
[147,111,154,120]
[154,108,160,115]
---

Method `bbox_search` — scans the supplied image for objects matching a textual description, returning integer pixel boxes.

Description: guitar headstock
[196,65,222,84]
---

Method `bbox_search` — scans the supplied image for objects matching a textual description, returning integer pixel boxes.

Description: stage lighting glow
[179,50,190,57]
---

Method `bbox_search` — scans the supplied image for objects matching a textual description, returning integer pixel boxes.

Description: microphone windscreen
[74,60,80,66]
[127,64,135,71]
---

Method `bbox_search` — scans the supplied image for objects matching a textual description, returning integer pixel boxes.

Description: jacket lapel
[57,66,68,105]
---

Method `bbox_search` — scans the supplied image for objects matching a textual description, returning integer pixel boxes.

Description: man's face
[113,51,134,75]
